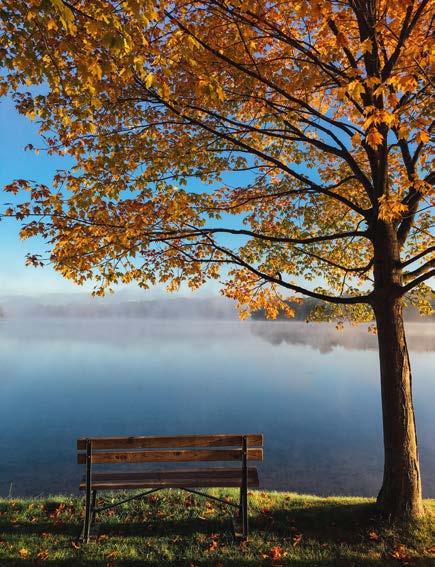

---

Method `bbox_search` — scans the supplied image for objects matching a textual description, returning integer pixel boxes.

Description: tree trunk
[373,222,424,521]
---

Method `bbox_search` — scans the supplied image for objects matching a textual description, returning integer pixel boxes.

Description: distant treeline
[0,297,237,320]
[251,299,434,322]
[0,296,433,321]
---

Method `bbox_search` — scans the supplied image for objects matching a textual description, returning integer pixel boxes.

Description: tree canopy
[0,0,433,320]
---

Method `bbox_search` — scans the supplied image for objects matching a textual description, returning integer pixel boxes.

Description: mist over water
[0,318,434,497]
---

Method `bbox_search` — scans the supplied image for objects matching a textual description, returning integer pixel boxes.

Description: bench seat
[78,433,263,542]
[80,467,259,490]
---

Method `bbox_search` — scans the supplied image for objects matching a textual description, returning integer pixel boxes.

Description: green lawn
[0,490,434,566]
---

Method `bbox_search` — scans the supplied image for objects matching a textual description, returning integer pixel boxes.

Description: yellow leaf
[347,80,365,99]
[351,132,361,146]
[47,19,57,31]
[361,38,373,54]
[160,82,170,99]
[366,128,383,149]
[19,548,29,558]
[365,76,380,89]
[378,194,408,222]
[144,73,155,89]
[397,125,409,140]
[415,130,430,144]
[49,0,76,34]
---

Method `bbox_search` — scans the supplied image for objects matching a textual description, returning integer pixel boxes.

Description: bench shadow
[95,500,380,543]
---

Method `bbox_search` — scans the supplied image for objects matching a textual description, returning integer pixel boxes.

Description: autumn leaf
[368,531,380,541]
[49,0,76,34]
[366,128,383,149]
[269,545,285,560]
[378,194,408,222]
[361,38,373,54]
[19,548,29,558]
[36,550,49,561]
[415,130,430,144]
[390,544,411,561]
[292,533,303,546]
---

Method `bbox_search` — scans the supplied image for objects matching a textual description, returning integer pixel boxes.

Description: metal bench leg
[241,435,249,540]
[82,439,92,543]
[91,490,97,523]
[240,483,248,540]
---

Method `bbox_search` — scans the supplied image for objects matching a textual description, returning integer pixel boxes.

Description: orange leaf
[293,533,303,546]
[19,548,29,558]
[416,130,430,144]
[390,544,411,561]
[269,545,283,560]
[368,531,379,541]
[366,128,383,149]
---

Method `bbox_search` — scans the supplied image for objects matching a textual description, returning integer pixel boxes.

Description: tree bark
[373,222,424,520]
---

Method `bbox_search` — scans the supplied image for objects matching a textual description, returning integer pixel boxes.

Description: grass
[0,490,434,566]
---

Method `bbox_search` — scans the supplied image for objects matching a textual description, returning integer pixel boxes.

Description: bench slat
[89,468,255,480]
[77,434,263,451]
[79,467,259,490]
[77,448,263,464]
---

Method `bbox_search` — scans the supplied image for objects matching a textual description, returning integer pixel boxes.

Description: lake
[0,318,434,498]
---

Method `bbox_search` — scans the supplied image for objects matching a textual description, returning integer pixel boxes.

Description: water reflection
[250,321,435,353]
[0,319,433,498]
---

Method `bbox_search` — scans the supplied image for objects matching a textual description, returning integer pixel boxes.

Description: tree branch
[400,268,435,294]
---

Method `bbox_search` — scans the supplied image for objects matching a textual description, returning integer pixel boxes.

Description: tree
[1,0,433,520]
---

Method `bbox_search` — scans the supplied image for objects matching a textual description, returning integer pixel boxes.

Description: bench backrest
[77,434,263,464]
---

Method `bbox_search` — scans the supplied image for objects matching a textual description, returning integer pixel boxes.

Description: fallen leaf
[293,533,303,546]
[19,548,29,558]
[390,544,411,561]
[208,540,218,551]
[36,550,49,561]
[368,531,380,541]
[427,545,435,554]
[71,540,81,550]
[269,546,283,560]
[204,501,215,515]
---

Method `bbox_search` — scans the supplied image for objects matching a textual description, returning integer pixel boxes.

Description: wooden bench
[77,433,263,542]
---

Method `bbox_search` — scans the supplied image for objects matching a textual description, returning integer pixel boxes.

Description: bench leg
[82,486,92,543]
[91,490,97,523]
[240,435,249,541]
[82,440,93,543]
[240,485,248,540]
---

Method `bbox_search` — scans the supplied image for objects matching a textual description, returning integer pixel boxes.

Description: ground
[0,490,434,566]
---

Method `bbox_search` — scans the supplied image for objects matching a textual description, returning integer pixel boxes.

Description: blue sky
[0,98,224,298]
[0,98,82,296]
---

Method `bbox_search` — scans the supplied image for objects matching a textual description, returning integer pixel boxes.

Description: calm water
[0,319,434,497]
